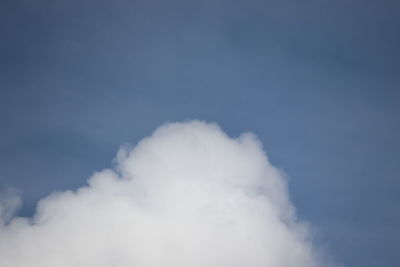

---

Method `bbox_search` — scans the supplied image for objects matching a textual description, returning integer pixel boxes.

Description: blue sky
[1,0,399,266]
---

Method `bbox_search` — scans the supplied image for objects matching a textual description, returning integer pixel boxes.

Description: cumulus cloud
[0,121,329,267]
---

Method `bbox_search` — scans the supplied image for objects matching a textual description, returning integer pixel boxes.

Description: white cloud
[0,121,330,267]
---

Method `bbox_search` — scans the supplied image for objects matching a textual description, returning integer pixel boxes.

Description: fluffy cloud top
[0,121,327,267]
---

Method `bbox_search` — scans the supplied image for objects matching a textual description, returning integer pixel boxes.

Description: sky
[0,0,399,266]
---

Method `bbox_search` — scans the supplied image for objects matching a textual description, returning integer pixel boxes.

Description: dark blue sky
[1,0,399,266]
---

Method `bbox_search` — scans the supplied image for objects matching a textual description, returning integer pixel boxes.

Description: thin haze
[0,0,399,266]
